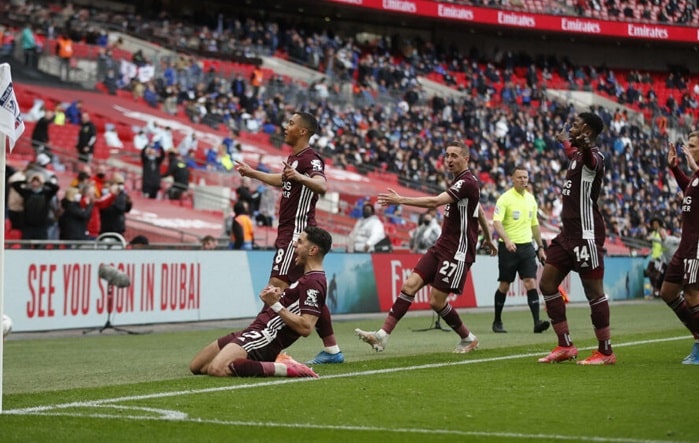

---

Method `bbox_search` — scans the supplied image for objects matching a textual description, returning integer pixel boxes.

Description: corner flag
[0,63,24,152]
[0,62,24,413]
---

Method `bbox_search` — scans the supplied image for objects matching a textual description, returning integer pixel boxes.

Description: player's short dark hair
[579,112,604,138]
[305,226,332,256]
[295,112,318,136]
[445,140,468,154]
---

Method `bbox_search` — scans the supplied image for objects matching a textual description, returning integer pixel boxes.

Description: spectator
[129,235,150,248]
[201,235,218,250]
[20,24,37,69]
[409,209,441,254]
[177,132,198,157]
[31,108,55,156]
[236,176,255,210]
[347,202,386,252]
[58,187,92,241]
[92,164,108,197]
[141,144,165,199]
[255,185,276,227]
[133,129,149,151]
[11,172,60,242]
[103,68,119,95]
[80,180,115,240]
[53,104,67,126]
[64,100,82,125]
[227,201,255,250]
[7,168,26,230]
[104,124,124,148]
[56,34,74,81]
[76,112,97,163]
[99,173,132,235]
[163,151,191,200]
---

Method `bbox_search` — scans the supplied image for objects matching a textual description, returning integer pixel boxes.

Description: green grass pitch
[0,301,695,442]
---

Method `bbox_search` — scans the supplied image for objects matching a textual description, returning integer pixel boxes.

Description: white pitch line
[4,335,689,415]
[9,411,695,443]
[3,335,693,443]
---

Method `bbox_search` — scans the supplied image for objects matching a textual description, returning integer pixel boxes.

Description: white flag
[0,63,25,152]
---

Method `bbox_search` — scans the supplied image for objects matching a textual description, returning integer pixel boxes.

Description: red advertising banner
[371,253,477,312]
[325,0,698,44]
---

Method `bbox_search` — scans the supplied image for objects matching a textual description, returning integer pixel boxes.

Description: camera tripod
[83,284,150,335]
[413,311,451,332]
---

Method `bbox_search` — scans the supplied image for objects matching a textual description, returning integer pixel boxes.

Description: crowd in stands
[440,0,697,26]
[3,1,699,247]
[6,156,133,245]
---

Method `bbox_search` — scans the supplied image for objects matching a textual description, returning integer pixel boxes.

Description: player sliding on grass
[189,226,332,378]
[537,112,616,365]
[355,140,496,354]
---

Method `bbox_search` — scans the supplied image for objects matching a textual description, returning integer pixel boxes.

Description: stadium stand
[3,0,694,255]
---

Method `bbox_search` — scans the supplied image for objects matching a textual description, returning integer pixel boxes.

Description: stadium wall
[3,250,645,332]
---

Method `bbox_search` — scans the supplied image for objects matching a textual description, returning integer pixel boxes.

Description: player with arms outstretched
[355,140,496,354]
[235,112,343,365]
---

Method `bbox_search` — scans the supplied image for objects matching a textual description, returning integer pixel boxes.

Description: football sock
[316,305,336,344]
[666,295,699,339]
[382,291,413,334]
[437,303,469,338]
[324,345,340,354]
[494,290,506,322]
[229,359,269,377]
[543,292,571,347]
[527,289,541,323]
[589,294,612,354]
[690,305,699,340]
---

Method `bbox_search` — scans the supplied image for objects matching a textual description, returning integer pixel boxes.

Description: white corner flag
[0,62,24,413]
[0,63,25,151]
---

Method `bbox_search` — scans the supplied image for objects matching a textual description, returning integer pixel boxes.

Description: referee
[491,165,550,334]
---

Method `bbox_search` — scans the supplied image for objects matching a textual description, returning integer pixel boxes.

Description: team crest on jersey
[290,160,299,170]
[289,281,299,289]
[311,159,322,172]
[570,160,577,170]
[451,180,464,192]
[304,289,320,308]
[693,178,699,187]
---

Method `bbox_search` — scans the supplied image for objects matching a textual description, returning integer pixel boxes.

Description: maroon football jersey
[250,270,327,349]
[276,147,326,247]
[560,147,606,242]
[434,169,481,265]
[672,168,699,260]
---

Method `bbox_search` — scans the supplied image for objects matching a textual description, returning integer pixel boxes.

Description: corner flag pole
[0,134,5,413]
[0,62,26,413]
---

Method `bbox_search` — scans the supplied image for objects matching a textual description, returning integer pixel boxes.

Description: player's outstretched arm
[236,160,283,187]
